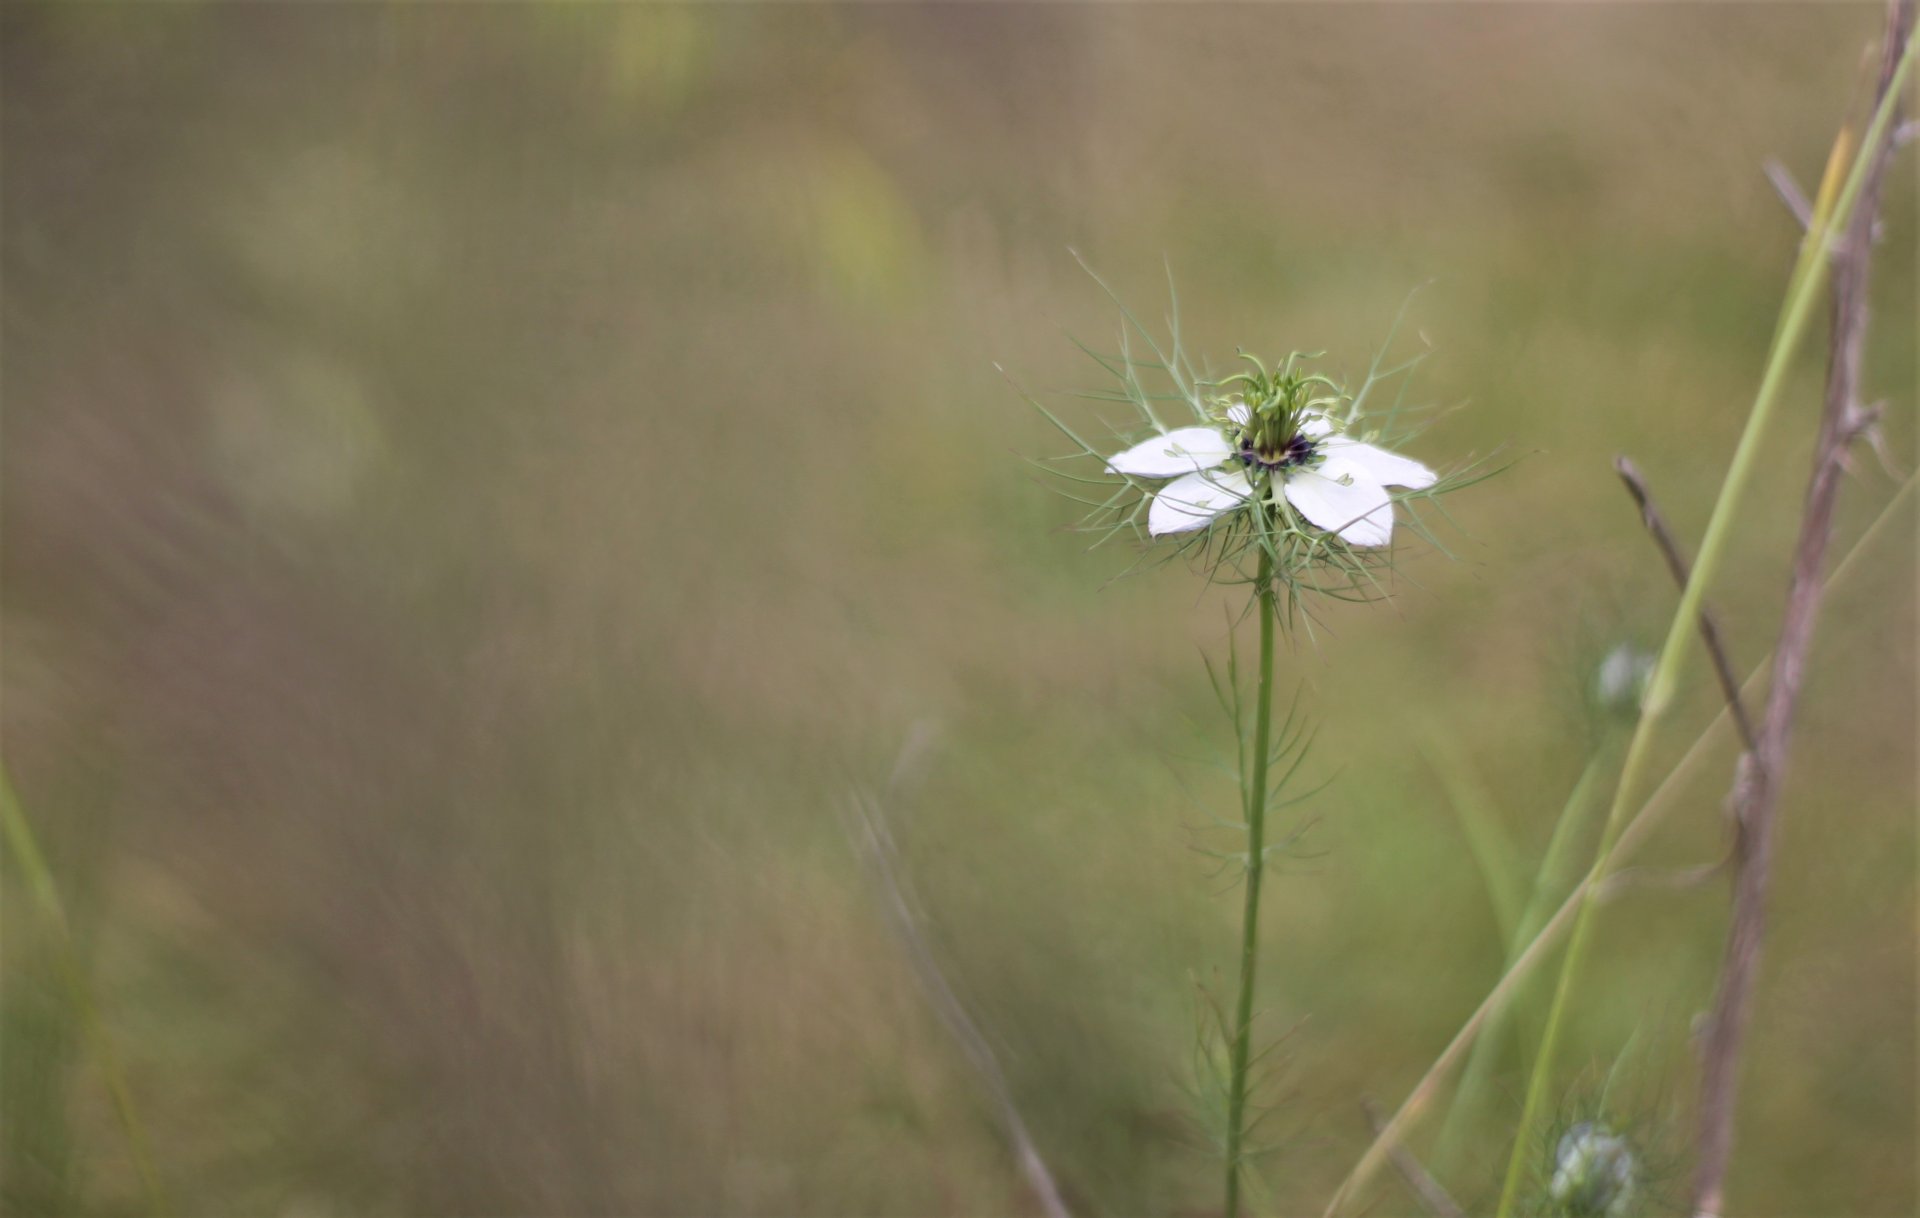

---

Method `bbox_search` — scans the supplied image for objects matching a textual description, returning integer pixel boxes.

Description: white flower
[1104,407,1436,545]
[1549,1123,1636,1217]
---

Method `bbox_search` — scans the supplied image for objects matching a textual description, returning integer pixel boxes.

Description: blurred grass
[2,4,1913,1215]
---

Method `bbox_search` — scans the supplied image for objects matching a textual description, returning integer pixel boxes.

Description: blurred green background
[2,5,1913,1215]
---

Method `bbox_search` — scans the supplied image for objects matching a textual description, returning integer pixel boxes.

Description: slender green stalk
[1507,751,1612,990]
[0,768,168,1215]
[1423,734,1524,946]
[1437,748,1609,1168]
[1492,37,1918,1218]
[1223,548,1279,1218]
[1491,734,1658,1217]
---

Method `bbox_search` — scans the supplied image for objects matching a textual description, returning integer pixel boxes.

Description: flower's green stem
[1224,547,1279,1218]
[1,767,169,1216]
[1490,734,1654,1218]
[1437,748,1609,1169]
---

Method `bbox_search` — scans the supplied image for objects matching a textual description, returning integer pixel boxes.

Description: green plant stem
[1223,549,1279,1218]
[1491,37,1917,1218]
[1436,748,1608,1169]
[0,768,168,1215]
[1491,731,1658,1217]
[1423,735,1523,947]
[1506,749,1613,994]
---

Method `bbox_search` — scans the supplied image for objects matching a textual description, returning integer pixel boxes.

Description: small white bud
[1549,1122,1636,1217]
[1594,645,1655,717]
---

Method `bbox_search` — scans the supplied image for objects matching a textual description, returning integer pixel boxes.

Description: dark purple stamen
[1237,430,1319,472]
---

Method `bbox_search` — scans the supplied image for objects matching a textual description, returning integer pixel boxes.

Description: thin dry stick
[1361,1098,1466,1218]
[1768,156,1886,244]
[1763,158,1817,231]
[1320,469,1916,1217]
[1691,4,1912,1213]
[846,729,1072,1218]
[1615,456,1758,751]
[1593,857,1727,901]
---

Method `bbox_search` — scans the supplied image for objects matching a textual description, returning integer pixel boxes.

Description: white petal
[1283,457,1395,547]
[1227,400,1250,426]
[1299,411,1335,438]
[1106,427,1235,478]
[1323,436,1436,489]
[1148,469,1251,536]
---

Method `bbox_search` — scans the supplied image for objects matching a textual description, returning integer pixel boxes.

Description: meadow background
[2,5,1913,1215]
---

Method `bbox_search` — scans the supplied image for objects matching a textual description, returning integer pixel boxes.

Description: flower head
[1593,644,1656,719]
[1104,358,1436,548]
[1548,1122,1637,1218]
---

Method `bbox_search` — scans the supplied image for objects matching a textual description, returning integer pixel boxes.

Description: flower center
[1237,428,1320,473]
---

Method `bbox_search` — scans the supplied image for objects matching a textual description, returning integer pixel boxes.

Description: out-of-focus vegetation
[2,6,1911,1215]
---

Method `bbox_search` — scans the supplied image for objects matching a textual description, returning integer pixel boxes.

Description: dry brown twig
[1361,1098,1466,1218]
[846,723,1073,1218]
[1690,3,1913,1213]
[1615,456,1761,752]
